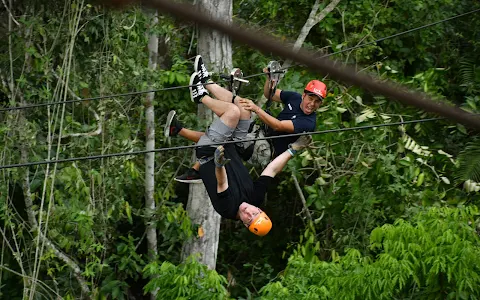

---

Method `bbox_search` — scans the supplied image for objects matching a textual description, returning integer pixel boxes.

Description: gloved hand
[214,145,231,167]
[288,135,312,155]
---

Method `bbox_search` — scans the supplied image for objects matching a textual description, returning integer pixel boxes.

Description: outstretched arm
[260,151,292,177]
[215,166,228,193]
[214,146,231,193]
[261,135,312,178]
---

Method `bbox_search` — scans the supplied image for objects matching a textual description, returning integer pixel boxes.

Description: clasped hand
[239,99,259,113]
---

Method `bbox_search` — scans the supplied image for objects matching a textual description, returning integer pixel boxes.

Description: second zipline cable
[1,8,479,113]
[0,117,445,170]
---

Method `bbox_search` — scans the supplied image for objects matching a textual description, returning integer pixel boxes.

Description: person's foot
[164,110,184,138]
[194,55,211,84]
[214,145,231,167]
[174,168,202,184]
[190,72,209,104]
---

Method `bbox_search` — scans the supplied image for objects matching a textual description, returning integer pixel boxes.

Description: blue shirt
[267,91,316,156]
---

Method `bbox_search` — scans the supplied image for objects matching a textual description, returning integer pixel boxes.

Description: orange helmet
[248,211,272,236]
[304,80,327,99]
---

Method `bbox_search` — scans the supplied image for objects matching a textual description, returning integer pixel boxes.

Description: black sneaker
[164,110,183,138]
[175,168,202,183]
[194,55,210,84]
[190,72,209,103]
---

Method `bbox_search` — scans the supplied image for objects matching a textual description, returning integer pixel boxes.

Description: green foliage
[456,139,480,183]
[1,0,480,298]
[143,256,230,300]
[261,206,480,299]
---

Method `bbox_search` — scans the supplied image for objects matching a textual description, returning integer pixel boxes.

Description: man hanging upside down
[165,55,326,183]
[185,66,312,236]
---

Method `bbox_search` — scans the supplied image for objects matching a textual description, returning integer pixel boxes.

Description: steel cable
[1,8,478,112]
[114,0,480,129]
[0,117,445,170]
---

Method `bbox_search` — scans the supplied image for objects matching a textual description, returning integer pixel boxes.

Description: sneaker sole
[174,178,203,184]
[194,55,201,73]
[164,110,176,138]
[189,72,199,103]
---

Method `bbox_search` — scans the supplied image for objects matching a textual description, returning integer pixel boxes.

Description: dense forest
[1,0,480,299]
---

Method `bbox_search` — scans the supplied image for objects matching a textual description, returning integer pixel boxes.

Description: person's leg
[192,77,253,156]
[201,95,240,128]
[191,72,241,129]
[165,110,205,142]
[205,82,234,103]
[194,55,251,121]
[207,83,252,121]
[164,111,202,183]
[165,109,205,146]
[178,128,204,143]
[192,72,242,153]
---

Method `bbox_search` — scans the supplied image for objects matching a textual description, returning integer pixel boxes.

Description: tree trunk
[181,0,232,270]
[283,0,342,69]
[144,9,159,299]
[9,2,91,297]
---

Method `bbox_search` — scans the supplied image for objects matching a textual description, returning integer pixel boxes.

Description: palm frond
[459,58,475,89]
[455,138,480,182]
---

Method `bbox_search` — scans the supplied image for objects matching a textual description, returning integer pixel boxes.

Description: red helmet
[304,80,327,99]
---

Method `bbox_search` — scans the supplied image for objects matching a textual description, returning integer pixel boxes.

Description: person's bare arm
[261,135,312,177]
[215,166,228,193]
[214,146,231,193]
[239,98,294,132]
[261,151,292,177]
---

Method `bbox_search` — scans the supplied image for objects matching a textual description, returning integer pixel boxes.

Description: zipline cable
[0,117,446,170]
[123,0,480,129]
[0,85,192,112]
[244,7,480,78]
[1,8,479,113]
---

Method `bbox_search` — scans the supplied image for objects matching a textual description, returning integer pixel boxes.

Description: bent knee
[224,104,241,119]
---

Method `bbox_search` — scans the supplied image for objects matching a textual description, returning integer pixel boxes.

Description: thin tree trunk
[17,96,92,297]
[291,173,312,222]
[145,9,159,299]
[181,0,232,270]
[9,1,91,296]
[283,0,342,69]
[254,0,341,110]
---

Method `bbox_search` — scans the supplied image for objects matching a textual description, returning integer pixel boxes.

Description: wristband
[288,148,297,157]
